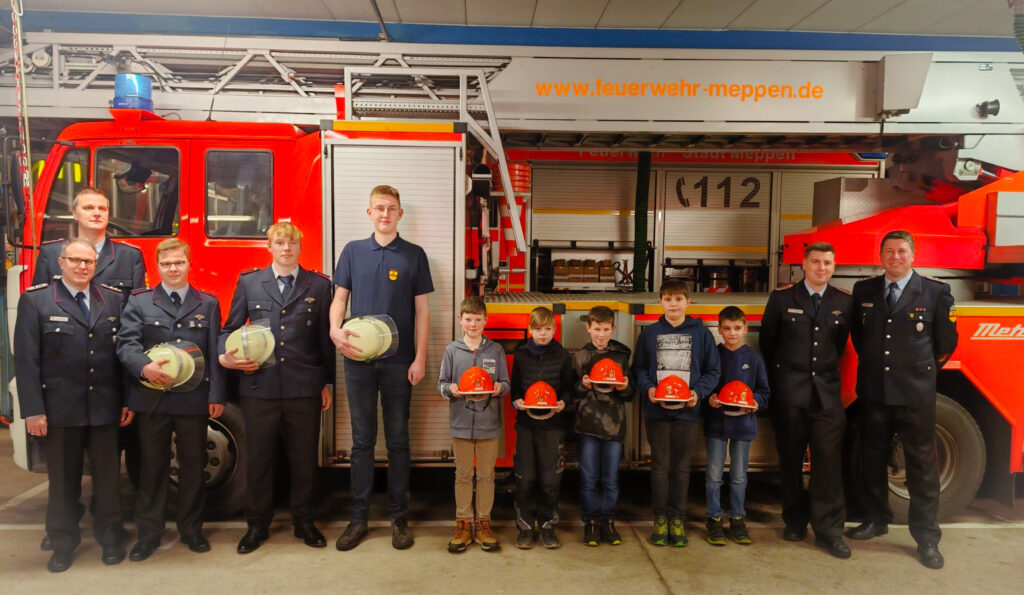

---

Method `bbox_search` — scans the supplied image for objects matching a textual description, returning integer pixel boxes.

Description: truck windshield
[40,147,88,243]
[95,146,180,236]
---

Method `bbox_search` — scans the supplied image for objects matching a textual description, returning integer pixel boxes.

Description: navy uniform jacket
[33,236,146,292]
[759,283,853,410]
[851,272,958,407]
[117,286,226,416]
[14,280,125,427]
[218,265,335,399]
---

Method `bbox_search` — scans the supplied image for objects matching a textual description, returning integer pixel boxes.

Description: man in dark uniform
[219,222,334,554]
[14,239,134,572]
[32,187,146,291]
[330,184,433,551]
[848,230,958,569]
[760,241,853,558]
[116,238,226,561]
[33,187,147,553]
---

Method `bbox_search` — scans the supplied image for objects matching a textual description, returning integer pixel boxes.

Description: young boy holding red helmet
[510,307,574,550]
[633,279,720,547]
[704,306,770,546]
[571,306,635,546]
[437,296,510,553]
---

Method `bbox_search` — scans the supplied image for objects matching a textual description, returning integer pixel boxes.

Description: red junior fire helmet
[589,357,626,384]
[458,366,494,394]
[655,375,690,401]
[718,380,757,409]
[524,381,558,408]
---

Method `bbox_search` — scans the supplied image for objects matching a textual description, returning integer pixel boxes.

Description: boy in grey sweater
[438,296,510,553]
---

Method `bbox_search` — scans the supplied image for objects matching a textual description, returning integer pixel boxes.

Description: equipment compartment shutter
[531,166,655,243]
[330,144,458,462]
[662,170,771,262]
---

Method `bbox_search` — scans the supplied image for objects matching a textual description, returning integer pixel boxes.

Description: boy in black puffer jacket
[510,307,574,550]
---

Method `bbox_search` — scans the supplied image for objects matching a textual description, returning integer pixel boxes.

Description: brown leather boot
[474,518,501,552]
[447,519,473,553]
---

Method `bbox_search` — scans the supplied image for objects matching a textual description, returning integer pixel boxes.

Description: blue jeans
[344,358,412,522]
[577,434,622,521]
[705,436,751,519]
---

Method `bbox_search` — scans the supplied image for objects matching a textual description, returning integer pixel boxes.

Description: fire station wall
[531,166,656,243]
[328,143,461,463]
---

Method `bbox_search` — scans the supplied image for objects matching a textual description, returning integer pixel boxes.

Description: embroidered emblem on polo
[389,268,398,281]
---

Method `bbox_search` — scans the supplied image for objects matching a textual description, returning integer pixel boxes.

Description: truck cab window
[95,147,180,237]
[40,148,88,243]
[205,150,273,238]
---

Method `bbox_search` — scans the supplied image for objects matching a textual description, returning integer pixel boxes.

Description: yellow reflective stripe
[330,121,459,133]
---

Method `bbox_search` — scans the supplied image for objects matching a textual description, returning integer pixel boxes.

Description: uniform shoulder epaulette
[922,275,948,285]
[131,287,153,295]
[100,283,124,293]
[197,289,219,299]
[311,270,331,281]
[41,238,64,245]
[51,274,63,280]
[240,267,261,276]
[25,282,48,292]
[834,286,851,295]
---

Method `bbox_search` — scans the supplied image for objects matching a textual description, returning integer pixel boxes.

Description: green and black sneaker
[583,520,600,546]
[706,517,726,546]
[729,516,752,545]
[649,515,669,546]
[669,517,688,547]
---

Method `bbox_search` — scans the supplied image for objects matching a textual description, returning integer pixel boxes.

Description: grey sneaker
[516,528,535,549]
[539,527,560,549]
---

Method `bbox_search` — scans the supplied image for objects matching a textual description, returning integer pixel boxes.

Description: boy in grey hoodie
[438,296,510,553]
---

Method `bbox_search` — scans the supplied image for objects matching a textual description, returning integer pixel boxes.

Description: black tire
[168,402,247,520]
[887,394,985,523]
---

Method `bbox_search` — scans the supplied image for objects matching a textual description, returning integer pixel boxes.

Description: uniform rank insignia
[388,268,398,281]
[861,303,874,308]
[832,310,842,316]
[49,315,69,322]
[107,316,117,323]
[195,314,205,320]
[305,297,316,303]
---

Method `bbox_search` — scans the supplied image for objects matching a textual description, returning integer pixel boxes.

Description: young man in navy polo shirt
[330,184,433,551]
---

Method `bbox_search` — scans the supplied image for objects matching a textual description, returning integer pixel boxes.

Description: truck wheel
[887,394,985,523]
[168,402,247,519]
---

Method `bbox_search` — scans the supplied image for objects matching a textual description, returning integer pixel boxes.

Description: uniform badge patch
[948,305,957,323]
[49,315,69,322]
[787,308,803,314]
[388,268,398,281]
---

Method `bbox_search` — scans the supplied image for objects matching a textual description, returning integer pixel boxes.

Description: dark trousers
[513,424,565,529]
[860,402,941,545]
[646,418,700,519]
[242,395,322,527]
[344,358,412,522]
[135,413,208,543]
[44,424,122,552]
[772,396,846,538]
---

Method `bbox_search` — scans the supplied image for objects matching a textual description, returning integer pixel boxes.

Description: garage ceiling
[24,0,1015,37]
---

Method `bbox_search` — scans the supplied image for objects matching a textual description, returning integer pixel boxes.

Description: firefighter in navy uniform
[116,238,226,562]
[219,222,335,554]
[847,230,958,570]
[32,187,146,292]
[759,241,854,559]
[14,239,134,572]
[33,187,147,554]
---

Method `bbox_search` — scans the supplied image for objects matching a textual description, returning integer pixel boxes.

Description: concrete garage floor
[2,433,1024,594]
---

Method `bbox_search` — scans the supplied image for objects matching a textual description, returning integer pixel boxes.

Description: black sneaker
[392,517,413,550]
[335,522,368,551]
[601,519,622,545]
[706,517,726,546]
[583,521,600,546]
[539,526,560,549]
[516,528,535,550]
[729,516,752,545]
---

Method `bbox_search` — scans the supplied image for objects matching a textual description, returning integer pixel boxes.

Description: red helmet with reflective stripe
[589,357,626,384]
[458,366,494,394]
[524,381,558,408]
[718,380,756,409]
[655,375,690,401]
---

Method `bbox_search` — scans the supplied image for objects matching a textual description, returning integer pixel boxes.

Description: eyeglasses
[60,256,97,267]
[158,260,188,269]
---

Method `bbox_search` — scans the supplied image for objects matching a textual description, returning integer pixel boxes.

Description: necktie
[811,293,821,316]
[170,291,182,312]
[75,291,89,319]
[887,281,899,311]
[279,275,293,302]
